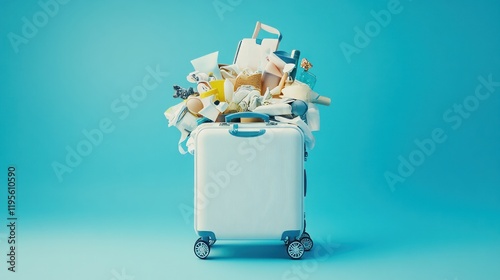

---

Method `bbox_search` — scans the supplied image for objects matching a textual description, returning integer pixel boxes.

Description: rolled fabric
[224,79,234,103]
[252,103,292,116]
[282,80,331,106]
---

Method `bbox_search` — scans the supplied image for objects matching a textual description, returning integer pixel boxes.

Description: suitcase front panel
[194,123,304,239]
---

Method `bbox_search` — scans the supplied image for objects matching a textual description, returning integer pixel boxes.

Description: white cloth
[274,116,315,150]
[164,102,198,154]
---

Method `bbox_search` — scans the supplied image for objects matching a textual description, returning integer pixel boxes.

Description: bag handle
[252,21,282,41]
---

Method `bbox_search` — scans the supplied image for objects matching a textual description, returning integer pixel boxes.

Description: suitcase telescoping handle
[225,112,269,138]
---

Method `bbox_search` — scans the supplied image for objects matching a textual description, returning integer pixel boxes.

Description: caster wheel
[284,238,290,246]
[194,238,210,259]
[300,236,314,251]
[301,232,310,239]
[287,240,304,259]
[209,239,216,246]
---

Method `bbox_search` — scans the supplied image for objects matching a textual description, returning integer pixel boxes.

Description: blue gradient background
[1,0,499,279]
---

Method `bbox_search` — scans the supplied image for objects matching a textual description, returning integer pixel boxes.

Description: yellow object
[209,80,226,102]
[199,88,219,99]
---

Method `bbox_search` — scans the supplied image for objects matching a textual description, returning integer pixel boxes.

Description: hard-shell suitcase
[192,112,313,259]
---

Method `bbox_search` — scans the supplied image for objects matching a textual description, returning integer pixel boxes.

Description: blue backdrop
[1,0,499,279]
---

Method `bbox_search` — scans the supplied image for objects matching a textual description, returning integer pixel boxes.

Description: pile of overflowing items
[164,22,331,153]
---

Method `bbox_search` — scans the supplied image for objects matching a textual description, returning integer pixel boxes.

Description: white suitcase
[192,112,313,259]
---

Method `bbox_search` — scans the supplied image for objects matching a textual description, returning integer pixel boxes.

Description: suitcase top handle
[229,124,266,138]
[225,112,270,123]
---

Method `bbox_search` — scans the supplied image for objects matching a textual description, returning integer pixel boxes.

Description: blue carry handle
[225,112,270,123]
[229,124,266,137]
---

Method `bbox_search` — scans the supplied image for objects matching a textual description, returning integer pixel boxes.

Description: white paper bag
[233,22,282,72]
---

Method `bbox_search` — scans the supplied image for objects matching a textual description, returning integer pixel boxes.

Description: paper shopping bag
[233,21,282,72]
